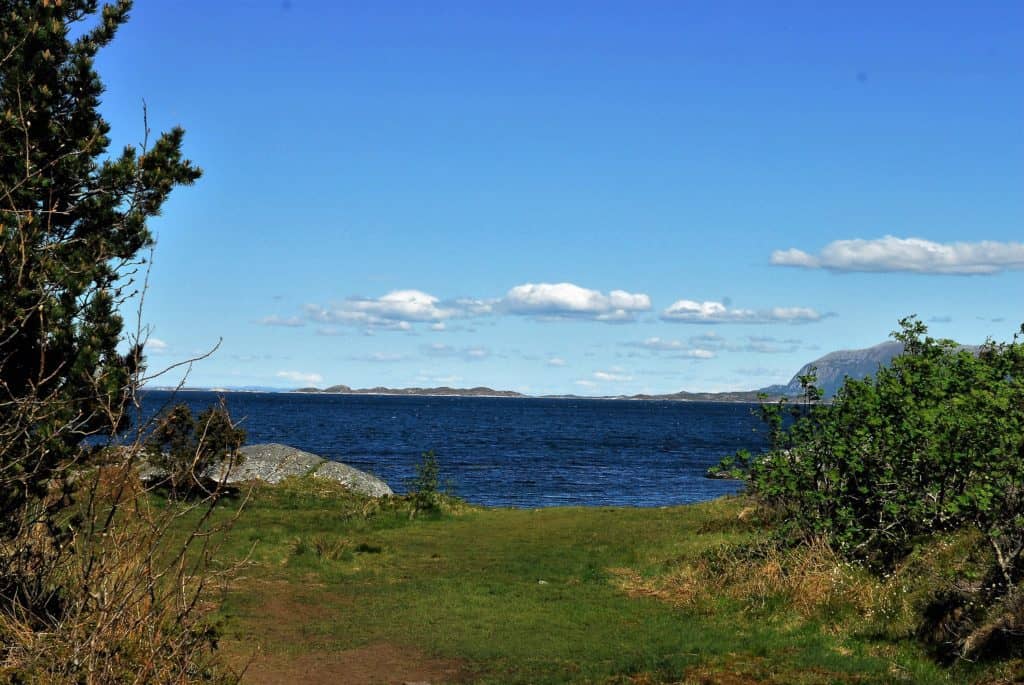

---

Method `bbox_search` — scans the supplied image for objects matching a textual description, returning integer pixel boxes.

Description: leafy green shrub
[726,317,1024,659]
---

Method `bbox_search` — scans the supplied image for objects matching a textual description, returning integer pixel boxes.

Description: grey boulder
[312,460,393,498]
[203,443,392,497]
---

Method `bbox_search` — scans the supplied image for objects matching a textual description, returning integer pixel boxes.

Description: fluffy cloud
[258,315,305,327]
[304,290,493,330]
[503,282,651,322]
[593,369,633,382]
[146,337,169,354]
[771,237,1024,275]
[298,282,651,331]
[661,300,824,324]
[276,370,323,385]
[546,357,567,367]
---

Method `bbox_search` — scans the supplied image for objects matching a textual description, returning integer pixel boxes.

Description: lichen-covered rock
[205,443,322,484]
[312,460,393,498]
[196,443,392,497]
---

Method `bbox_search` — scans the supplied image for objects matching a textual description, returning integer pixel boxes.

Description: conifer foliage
[0,0,199,608]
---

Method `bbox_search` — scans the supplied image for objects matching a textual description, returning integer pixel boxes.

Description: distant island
[161,339,976,402]
[289,340,922,401]
[292,385,525,398]
[290,384,773,402]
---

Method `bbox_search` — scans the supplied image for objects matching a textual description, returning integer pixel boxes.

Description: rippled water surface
[139,391,767,507]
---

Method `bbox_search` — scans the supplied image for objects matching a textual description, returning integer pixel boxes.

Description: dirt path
[232,642,467,685]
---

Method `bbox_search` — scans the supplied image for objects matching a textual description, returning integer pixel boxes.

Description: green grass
[183,479,1003,683]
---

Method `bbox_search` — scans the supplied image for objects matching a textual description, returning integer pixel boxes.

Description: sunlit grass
[174,478,1004,683]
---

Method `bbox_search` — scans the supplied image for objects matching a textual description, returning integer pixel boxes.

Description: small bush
[147,402,246,497]
[408,450,442,517]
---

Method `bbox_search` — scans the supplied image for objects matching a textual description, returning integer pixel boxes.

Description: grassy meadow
[170,478,1022,684]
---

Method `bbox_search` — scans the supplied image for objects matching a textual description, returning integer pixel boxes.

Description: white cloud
[146,337,169,354]
[503,282,651,322]
[304,290,493,331]
[771,236,1024,275]
[661,300,824,324]
[546,357,567,367]
[575,379,598,388]
[768,307,823,322]
[275,370,323,385]
[769,248,820,268]
[258,315,305,327]
[593,370,633,382]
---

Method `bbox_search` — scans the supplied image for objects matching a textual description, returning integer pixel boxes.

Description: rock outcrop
[146,443,393,497]
[312,460,393,498]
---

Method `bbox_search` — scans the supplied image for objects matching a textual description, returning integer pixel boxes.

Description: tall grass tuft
[0,453,249,683]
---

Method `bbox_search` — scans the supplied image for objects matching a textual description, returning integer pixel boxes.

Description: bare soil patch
[237,642,467,685]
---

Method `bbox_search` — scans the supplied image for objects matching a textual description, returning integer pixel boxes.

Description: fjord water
[140,391,764,507]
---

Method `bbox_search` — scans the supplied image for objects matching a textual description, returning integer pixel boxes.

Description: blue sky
[97,1,1023,394]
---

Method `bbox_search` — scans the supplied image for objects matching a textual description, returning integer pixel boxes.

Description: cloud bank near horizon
[771,237,1024,275]
[272,283,823,332]
[661,300,825,325]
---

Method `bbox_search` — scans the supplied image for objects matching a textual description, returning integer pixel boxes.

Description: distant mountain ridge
[759,341,906,399]
[761,339,979,399]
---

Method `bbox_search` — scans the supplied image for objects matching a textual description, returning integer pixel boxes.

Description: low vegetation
[712,316,1024,665]
[166,477,1022,684]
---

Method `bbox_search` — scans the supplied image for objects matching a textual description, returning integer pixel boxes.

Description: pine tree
[0,0,200,602]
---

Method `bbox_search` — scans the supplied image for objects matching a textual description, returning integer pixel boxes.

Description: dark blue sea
[138,391,766,508]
